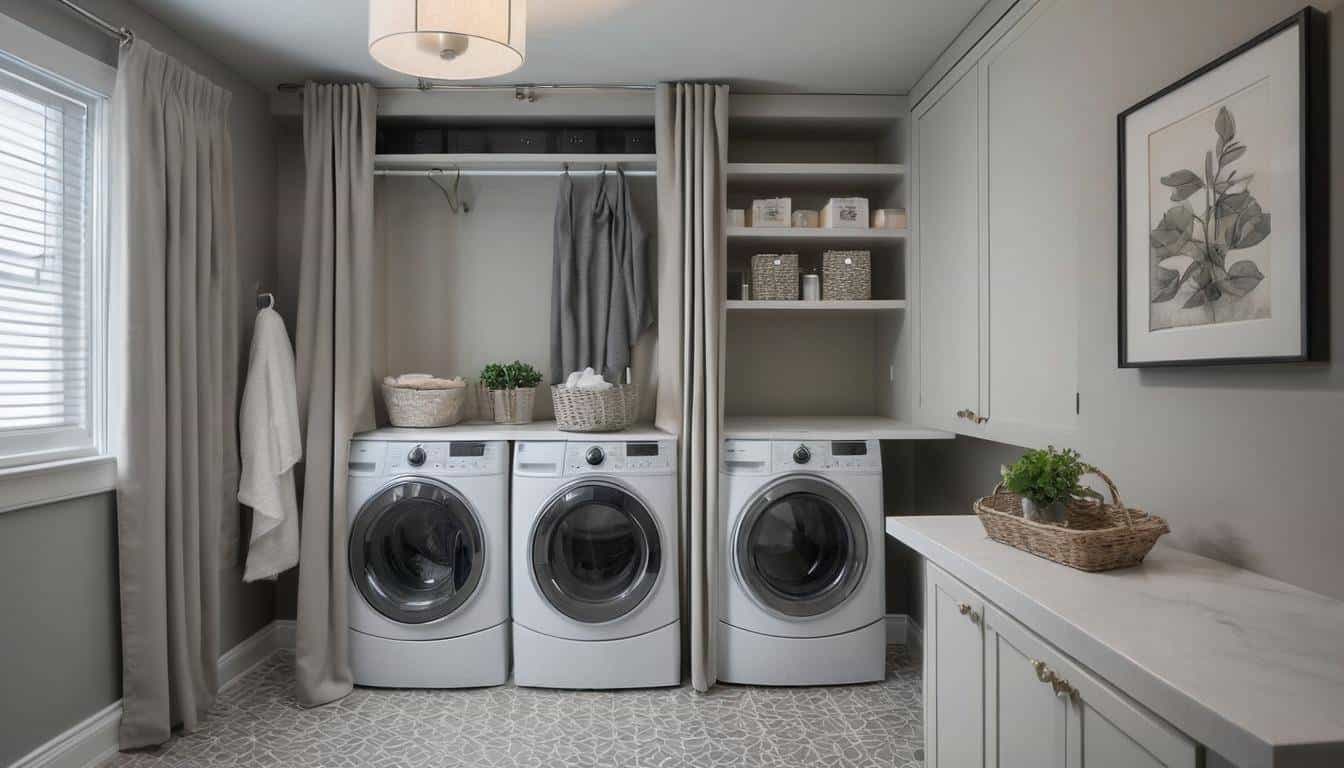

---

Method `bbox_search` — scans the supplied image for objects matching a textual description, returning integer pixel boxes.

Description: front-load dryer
[511,439,679,689]
[719,439,886,685]
[346,430,509,687]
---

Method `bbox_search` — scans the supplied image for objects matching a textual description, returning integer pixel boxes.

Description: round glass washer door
[531,481,662,624]
[734,476,868,618]
[348,478,485,625]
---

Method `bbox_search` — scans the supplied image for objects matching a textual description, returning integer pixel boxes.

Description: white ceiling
[128,0,988,93]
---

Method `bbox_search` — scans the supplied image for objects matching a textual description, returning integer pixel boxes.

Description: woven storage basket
[822,250,872,300]
[551,384,639,432]
[975,468,1169,572]
[752,253,799,300]
[382,384,466,428]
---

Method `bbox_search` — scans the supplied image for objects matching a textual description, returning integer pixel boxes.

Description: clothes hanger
[426,167,469,214]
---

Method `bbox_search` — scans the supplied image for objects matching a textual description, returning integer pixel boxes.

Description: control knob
[585,446,605,466]
[407,445,427,467]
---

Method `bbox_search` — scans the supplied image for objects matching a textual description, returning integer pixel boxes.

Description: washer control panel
[769,440,882,473]
[348,440,507,476]
[563,440,675,476]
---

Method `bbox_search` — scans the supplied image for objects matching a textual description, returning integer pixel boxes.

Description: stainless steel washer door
[532,481,661,624]
[735,476,868,618]
[349,478,485,625]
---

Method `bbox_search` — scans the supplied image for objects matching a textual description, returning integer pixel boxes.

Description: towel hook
[256,291,274,310]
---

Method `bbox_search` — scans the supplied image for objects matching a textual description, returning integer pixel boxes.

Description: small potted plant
[1000,447,1099,524]
[480,360,542,425]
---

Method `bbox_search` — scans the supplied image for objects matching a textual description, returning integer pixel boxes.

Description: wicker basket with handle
[975,468,1169,572]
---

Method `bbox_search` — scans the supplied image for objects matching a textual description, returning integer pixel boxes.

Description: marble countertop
[723,416,953,441]
[355,421,675,443]
[887,516,1344,768]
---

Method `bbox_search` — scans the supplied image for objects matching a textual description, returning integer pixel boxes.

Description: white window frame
[0,12,116,513]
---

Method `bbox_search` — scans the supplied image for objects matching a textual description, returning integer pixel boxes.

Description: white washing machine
[346,431,509,688]
[719,438,886,685]
[511,439,680,689]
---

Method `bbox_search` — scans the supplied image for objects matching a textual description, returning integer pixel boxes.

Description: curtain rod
[375,168,656,178]
[277,80,654,102]
[56,0,134,47]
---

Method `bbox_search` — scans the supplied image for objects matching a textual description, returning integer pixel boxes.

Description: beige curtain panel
[654,82,729,692]
[110,39,238,748]
[293,82,379,708]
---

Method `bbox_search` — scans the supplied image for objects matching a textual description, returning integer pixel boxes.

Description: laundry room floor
[107,644,923,767]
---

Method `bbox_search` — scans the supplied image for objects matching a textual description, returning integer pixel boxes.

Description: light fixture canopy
[369,0,526,80]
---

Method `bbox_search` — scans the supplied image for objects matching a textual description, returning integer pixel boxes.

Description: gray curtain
[653,83,729,692]
[110,39,238,748]
[293,82,378,707]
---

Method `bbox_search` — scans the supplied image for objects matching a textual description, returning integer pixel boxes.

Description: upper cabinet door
[915,67,981,433]
[979,0,1080,445]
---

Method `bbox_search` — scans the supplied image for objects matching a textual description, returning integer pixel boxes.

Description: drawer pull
[957,603,982,625]
[1031,659,1051,683]
[1030,659,1080,701]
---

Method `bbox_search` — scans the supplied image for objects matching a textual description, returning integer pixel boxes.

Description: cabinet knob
[1031,659,1051,683]
[957,603,981,625]
[1051,678,1078,700]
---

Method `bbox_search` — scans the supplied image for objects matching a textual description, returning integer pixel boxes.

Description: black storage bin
[377,126,416,155]
[559,128,599,152]
[622,128,655,154]
[600,127,655,154]
[411,128,445,154]
[487,128,554,153]
[446,128,487,153]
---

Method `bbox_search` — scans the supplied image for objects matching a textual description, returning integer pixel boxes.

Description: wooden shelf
[726,299,906,312]
[374,153,656,173]
[727,226,907,245]
[727,162,905,186]
[723,416,952,441]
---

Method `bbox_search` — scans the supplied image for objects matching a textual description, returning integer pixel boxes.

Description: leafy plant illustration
[1150,106,1270,319]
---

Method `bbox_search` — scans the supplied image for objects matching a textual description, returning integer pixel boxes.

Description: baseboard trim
[884,613,909,645]
[10,619,291,768]
[8,702,121,768]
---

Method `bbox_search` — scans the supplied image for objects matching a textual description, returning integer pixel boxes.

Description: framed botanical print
[1118,8,1326,367]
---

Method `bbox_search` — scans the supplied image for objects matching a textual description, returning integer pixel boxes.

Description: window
[0,13,113,499]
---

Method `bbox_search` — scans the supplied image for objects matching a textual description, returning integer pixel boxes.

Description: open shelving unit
[722,98,921,432]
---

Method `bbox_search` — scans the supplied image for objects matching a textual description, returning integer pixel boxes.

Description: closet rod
[56,0,134,47]
[375,168,657,178]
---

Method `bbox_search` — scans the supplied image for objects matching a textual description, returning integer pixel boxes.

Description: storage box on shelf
[750,253,799,300]
[821,250,871,300]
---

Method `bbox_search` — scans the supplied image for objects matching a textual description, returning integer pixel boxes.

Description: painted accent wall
[0,0,278,763]
[894,0,1344,625]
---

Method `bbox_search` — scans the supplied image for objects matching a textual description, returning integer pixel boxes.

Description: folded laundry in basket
[383,373,466,390]
[562,367,613,391]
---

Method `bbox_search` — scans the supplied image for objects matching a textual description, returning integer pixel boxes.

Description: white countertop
[723,416,953,441]
[886,516,1344,768]
[355,421,675,443]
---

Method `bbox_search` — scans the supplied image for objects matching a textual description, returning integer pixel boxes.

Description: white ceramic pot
[1021,496,1067,524]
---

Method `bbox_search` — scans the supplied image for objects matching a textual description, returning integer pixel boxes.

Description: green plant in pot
[480,361,542,425]
[1000,447,1099,524]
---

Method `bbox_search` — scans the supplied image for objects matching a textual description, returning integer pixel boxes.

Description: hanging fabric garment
[238,305,302,582]
[110,38,238,748]
[551,169,652,382]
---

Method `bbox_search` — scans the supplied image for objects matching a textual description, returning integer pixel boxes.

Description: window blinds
[0,54,99,463]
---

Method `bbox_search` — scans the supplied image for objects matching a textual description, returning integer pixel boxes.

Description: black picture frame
[1117,7,1327,368]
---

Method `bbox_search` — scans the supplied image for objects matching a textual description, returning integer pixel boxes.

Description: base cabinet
[925,563,1198,768]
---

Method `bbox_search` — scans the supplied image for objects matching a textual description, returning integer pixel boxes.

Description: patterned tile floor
[109,645,923,768]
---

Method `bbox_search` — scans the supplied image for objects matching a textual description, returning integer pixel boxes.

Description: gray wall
[894,0,1344,627]
[0,1,278,763]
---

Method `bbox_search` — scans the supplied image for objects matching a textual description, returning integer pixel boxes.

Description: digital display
[831,441,867,456]
[450,442,486,457]
[628,442,659,457]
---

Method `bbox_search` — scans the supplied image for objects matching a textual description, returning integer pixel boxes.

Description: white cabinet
[912,0,1079,446]
[924,562,985,768]
[914,66,982,435]
[926,562,1198,768]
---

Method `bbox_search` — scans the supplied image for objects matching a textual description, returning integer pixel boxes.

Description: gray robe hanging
[551,169,652,382]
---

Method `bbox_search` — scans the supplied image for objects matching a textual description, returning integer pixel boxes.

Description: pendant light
[368,0,526,80]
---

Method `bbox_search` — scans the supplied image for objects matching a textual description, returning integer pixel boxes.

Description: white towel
[238,307,302,582]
